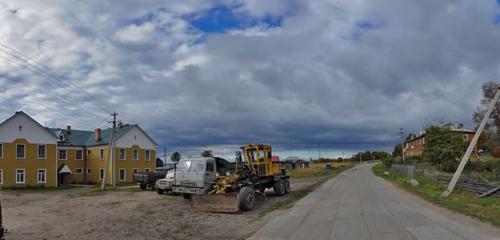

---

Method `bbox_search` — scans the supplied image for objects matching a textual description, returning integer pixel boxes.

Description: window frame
[119,168,126,182]
[145,150,150,161]
[37,169,47,184]
[38,144,47,159]
[0,169,3,184]
[0,143,3,159]
[59,149,67,160]
[86,168,92,174]
[75,168,83,174]
[119,148,126,161]
[145,168,150,172]
[132,149,139,160]
[133,168,139,174]
[99,148,104,160]
[75,150,83,160]
[99,168,104,181]
[16,168,25,184]
[16,144,26,159]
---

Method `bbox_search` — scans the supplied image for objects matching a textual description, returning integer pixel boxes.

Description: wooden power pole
[442,87,500,197]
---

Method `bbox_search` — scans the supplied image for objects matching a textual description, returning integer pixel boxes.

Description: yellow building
[0,111,157,188]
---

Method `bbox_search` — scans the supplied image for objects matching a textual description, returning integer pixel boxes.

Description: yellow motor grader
[191,144,290,213]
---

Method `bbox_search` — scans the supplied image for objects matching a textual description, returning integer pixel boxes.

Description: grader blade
[191,193,239,213]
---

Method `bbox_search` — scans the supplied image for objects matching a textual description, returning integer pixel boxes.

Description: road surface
[249,163,500,240]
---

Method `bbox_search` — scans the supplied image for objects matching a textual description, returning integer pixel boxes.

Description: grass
[288,162,353,178]
[256,163,353,219]
[373,163,500,227]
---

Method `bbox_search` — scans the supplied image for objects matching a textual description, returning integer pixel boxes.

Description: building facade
[0,111,157,188]
[404,126,476,157]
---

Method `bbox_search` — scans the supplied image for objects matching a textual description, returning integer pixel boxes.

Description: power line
[0,43,113,113]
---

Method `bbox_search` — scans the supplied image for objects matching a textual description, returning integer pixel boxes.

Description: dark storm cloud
[0,0,499,154]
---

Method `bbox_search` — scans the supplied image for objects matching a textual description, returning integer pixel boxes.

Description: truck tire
[239,186,255,211]
[157,189,164,194]
[273,179,285,196]
[285,178,291,194]
[140,183,147,190]
[182,193,192,200]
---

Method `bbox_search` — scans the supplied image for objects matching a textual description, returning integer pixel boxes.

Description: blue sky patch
[351,20,382,40]
[495,14,500,24]
[187,5,283,33]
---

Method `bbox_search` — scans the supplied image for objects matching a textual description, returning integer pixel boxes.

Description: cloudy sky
[0,0,499,159]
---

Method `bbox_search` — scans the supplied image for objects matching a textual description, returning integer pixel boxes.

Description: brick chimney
[66,125,71,134]
[94,128,102,141]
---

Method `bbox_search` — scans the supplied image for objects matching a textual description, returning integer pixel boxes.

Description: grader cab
[191,144,290,213]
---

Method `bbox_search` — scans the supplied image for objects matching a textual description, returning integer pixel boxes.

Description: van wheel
[140,183,147,190]
[239,186,255,211]
[182,193,192,199]
[273,179,285,196]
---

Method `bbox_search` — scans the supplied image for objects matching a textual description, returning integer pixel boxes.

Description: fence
[391,164,416,178]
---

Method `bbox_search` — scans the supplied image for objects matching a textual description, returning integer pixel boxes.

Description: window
[38,145,46,159]
[59,149,67,160]
[464,134,468,141]
[132,149,139,160]
[119,148,126,160]
[37,169,46,183]
[145,168,150,172]
[145,150,150,161]
[99,168,104,180]
[0,169,3,184]
[206,162,214,172]
[87,150,91,154]
[75,168,83,174]
[99,149,104,160]
[119,169,126,182]
[76,150,83,160]
[16,144,25,159]
[133,168,139,174]
[16,169,25,184]
[86,168,92,174]
[0,144,3,158]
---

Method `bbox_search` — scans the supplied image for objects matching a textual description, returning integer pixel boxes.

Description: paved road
[249,163,500,240]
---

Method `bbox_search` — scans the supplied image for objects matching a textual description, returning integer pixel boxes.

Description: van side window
[206,162,215,172]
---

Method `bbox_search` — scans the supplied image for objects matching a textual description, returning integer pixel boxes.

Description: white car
[155,171,175,194]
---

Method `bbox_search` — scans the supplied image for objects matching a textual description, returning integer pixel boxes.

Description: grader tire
[239,186,255,211]
[273,179,285,196]
[157,189,164,195]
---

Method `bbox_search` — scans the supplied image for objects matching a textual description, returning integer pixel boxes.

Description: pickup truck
[155,171,175,194]
[133,171,166,190]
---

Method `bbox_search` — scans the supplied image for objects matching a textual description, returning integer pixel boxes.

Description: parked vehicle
[133,171,166,190]
[173,144,289,212]
[0,201,5,240]
[156,171,175,194]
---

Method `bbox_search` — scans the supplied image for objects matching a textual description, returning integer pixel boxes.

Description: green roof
[50,124,137,147]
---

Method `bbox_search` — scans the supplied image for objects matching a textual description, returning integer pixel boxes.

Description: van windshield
[177,161,206,172]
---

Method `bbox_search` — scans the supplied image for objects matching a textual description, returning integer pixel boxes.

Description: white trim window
[16,144,25,159]
[119,168,126,182]
[59,149,67,160]
[145,168,150,172]
[99,168,104,181]
[75,168,83,174]
[0,169,3,184]
[38,144,47,159]
[37,169,47,184]
[119,148,126,160]
[76,150,83,160]
[86,168,92,174]
[16,169,25,184]
[133,168,139,174]
[99,148,105,160]
[145,150,151,161]
[0,143,3,159]
[132,149,139,160]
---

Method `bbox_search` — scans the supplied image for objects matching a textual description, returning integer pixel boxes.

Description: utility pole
[101,112,118,190]
[443,87,500,197]
[399,128,406,164]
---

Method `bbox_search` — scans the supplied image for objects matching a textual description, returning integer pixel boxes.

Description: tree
[170,152,181,162]
[393,143,402,157]
[422,125,468,171]
[473,82,500,138]
[201,150,213,157]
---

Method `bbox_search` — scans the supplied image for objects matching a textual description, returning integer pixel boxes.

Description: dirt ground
[0,177,324,240]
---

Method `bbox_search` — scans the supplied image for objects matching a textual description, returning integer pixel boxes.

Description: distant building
[0,111,157,188]
[404,125,476,157]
